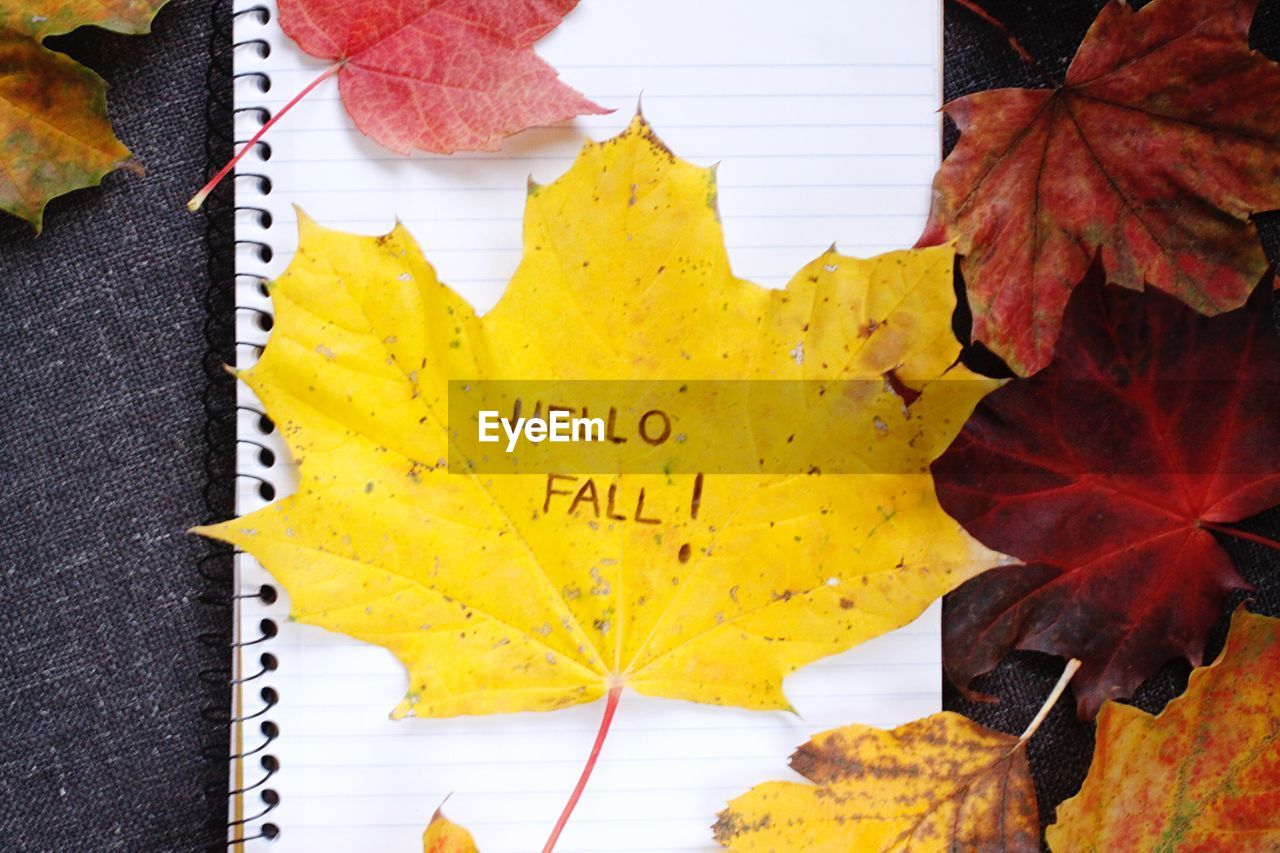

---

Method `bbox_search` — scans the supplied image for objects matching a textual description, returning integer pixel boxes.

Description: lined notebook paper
[230,1,943,849]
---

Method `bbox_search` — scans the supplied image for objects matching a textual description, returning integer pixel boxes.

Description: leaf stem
[187,64,342,212]
[947,0,1060,87]
[1019,658,1081,744]
[542,684,623,853]
[1200,520,1280,553]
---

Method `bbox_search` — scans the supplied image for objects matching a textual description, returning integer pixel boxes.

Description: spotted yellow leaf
[196,116,1005,720]
[715,712,1039,852]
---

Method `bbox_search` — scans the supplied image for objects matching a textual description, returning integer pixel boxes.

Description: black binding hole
[260,720,280,739]
[259,584,279,605]
[260,687,279,708]
[261,823,280,840]
[256,142,273,162]
[261,754,280,772]
[259,652,278,671]
[257,481,276,501]
[261,789,280,807]
[255,312,274,331]
[257,415,275,434]
[257,280,270,298]
[257,446,275,466]
[259,618,278,639]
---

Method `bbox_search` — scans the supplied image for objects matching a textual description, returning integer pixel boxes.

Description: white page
[230,1,943,849]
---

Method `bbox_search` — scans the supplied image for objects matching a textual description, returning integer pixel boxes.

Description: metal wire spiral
[198,0,280,845]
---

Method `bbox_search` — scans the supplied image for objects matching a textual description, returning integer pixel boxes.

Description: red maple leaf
[278,0,605,154]
[191,0,606,207]
[920,0,1280,375]
[933,271,1280,719]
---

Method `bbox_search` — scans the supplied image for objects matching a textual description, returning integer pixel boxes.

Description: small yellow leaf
[714,712,1039,852]
[423,807,479,853]
[1047,608,1280,851]
[197,117,1006,719]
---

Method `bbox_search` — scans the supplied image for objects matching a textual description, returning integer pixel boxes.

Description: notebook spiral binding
[199,0,286,846]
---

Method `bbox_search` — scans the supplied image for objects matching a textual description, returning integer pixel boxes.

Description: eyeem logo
[478,409,605,453]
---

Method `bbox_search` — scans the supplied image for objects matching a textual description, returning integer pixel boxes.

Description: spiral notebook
[227,1,944,849]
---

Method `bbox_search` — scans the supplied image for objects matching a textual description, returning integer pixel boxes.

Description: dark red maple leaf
[920,0,1280,375]
[191,0,606,208]
[933,271,1280,719]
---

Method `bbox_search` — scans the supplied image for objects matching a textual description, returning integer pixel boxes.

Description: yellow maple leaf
[714,711,1040,852]
[197,117,1002,720]
[1047,608,1280,851]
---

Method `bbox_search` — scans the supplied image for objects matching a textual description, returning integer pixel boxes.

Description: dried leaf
[423,807,479,853]
[920,0,1280,375]
[1047,608,1280,851]
[276,0,607,154]
[0,0,164,229]
[714,712,1038,852]
[934,274,1280,718]
[196,117,1006,720]
[0,0,165,38]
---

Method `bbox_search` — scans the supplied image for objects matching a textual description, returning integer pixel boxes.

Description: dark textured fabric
[0,2,1276,851]
[0,3,225,851]
[941,0,1280,835]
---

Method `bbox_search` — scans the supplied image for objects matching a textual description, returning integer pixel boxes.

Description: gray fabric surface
[0,1,1276,850]
[0,2,222,850]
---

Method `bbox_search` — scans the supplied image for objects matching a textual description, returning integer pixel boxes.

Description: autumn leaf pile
[194,0,1280,849]
[922,0,1280,718]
